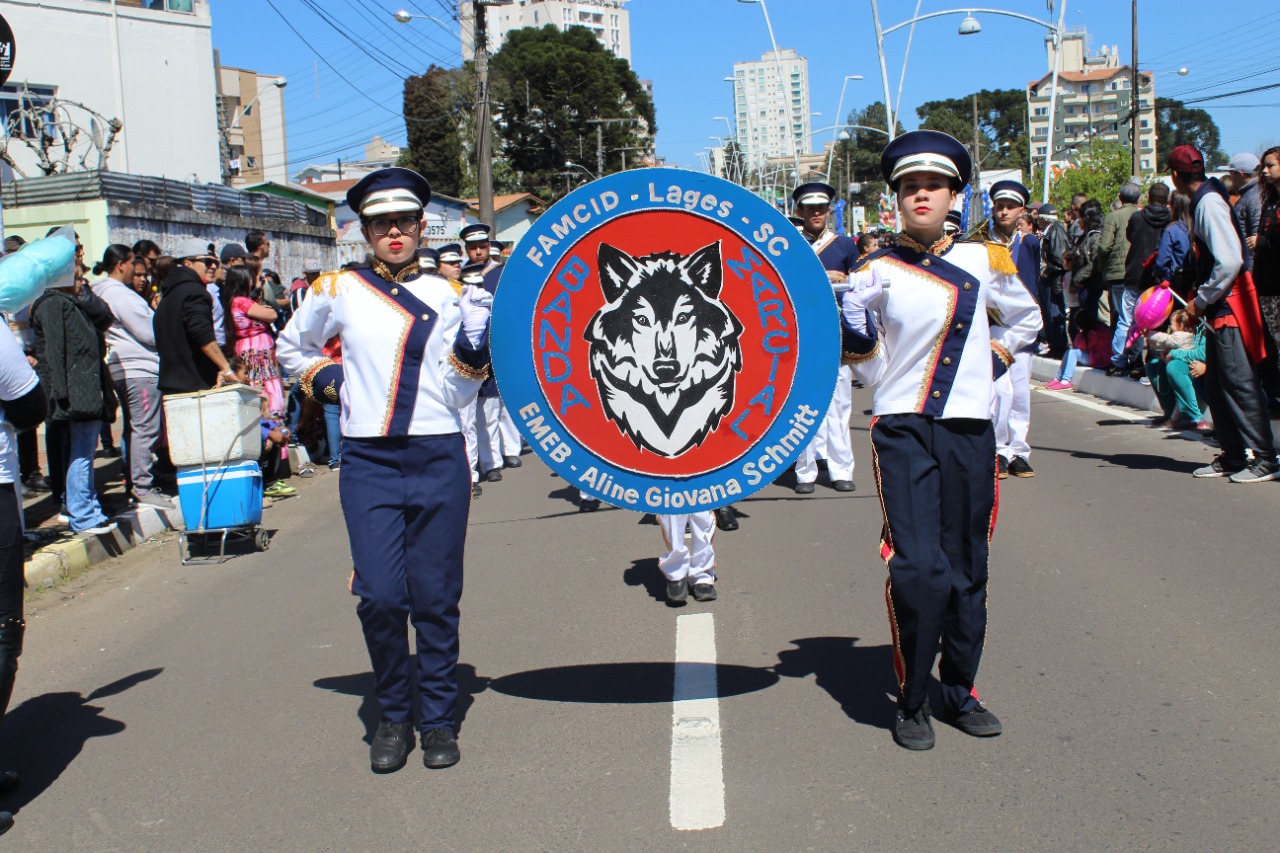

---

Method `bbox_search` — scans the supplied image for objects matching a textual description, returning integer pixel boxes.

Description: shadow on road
[1,667,164,814]
[488,662,778,704]
[623,558,669,604]
[314,665,492,741]
[774,637,897,732]
[1037,445,1202,474]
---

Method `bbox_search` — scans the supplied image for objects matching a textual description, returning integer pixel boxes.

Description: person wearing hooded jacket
[1121,183,1173,366]
[153,237,236,396]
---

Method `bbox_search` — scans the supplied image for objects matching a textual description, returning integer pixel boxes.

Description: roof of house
[464,193,546,215]
[1029,66,1152,88]
[296,178,360,197]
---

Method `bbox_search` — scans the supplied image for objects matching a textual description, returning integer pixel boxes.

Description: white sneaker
[134,491,174,508]
[78,522,117,535]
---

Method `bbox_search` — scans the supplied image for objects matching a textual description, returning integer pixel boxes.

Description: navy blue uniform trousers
[870,414,997,715]
[339,433,471,731]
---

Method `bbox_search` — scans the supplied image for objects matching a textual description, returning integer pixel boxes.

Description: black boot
[0,615,25,836]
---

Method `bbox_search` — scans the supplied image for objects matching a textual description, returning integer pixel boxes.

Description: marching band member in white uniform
[657,512,717,604]
[278,168,492,774]
[839,131,1041,751]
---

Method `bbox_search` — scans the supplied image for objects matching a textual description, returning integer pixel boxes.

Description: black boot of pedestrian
[421,727,460,768]
[370,720,414,773]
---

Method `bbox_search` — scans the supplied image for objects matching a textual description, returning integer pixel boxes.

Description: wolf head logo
[584,241,744,458]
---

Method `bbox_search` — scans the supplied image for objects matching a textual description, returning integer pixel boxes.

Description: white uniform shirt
[277,268,488,438]
[844,241,1042,421]
[0,320,40,484]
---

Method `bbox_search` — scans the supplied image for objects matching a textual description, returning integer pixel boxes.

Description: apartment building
[462,0,630,62]
[731,49,811,172]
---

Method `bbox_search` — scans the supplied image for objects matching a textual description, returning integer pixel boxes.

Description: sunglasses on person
[191,256,220,268]
[367,215,422,237]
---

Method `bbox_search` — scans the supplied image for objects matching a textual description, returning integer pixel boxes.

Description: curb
[1030,355,1160,412]
[23,453,330,593]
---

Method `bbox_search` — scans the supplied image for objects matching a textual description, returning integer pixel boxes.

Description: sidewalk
[22,419,325,592]
[1029,355,1280,444]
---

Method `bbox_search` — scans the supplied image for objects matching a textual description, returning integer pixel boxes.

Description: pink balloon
[1126,285,1175,348]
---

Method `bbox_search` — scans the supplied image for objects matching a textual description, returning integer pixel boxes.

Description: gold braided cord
[842,339,881,365]
[448,351,489,380]
[372,258,421,284]
[299,358,338,400]
[896,231,955,256]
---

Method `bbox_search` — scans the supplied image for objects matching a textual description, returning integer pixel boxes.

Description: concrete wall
[2,198,336,280]
[1,0,221,183]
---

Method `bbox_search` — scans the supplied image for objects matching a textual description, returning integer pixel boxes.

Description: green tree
[1047,140,1134,213]
[489,25,656,199]
[915,89,1030,175]
[1155,97,1227,169]
[400,65,471,198]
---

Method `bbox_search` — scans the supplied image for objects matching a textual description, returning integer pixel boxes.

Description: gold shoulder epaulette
[985,242,1018,276]
[310,271,341,298]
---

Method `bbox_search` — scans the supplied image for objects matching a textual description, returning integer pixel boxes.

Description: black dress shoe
[941,703,1003,737]
[422,727,460,768]
[0,811,11,837]
[483,468,503,482]
[370,720,414,773]
[714,505,739,531]
[997,456,1009,480]
[1007,456,1035,478]
[831,479,855,492]
[0,770,17,796]
[471,482,483,498]
[691,583,717,602]
[794,482,816,494]
[578,497,601,512]
[22,475,50,493]
[893,706,935,750]
[504,455,522,468]
[666,579,688,604]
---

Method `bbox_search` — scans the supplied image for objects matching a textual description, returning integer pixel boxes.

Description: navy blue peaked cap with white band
[792,181,837,207]
[880,130,972,191]
[989,180,1030,206]
[347,167,432,218]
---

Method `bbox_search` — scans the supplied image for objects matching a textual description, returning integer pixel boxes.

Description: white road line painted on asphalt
[670,612,725,831]
[1035,388,1153,421]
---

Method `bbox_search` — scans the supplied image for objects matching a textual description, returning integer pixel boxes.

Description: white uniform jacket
[841,240,1041,421]
[277,267,490,438]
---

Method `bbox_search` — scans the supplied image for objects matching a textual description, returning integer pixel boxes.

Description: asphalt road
[4,389,1278,852]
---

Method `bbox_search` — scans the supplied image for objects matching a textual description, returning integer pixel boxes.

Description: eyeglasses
[367,215,422,237]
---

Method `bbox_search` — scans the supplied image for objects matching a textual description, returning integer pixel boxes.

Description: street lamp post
[736,0,801,176]
[870,1,1066,202]
[826,74,865,177]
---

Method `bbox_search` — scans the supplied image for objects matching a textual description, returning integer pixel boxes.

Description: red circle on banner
[532,210,798,477]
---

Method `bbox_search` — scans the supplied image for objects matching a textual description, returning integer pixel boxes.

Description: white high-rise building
[462,0,631,63]
[731,49,810,173]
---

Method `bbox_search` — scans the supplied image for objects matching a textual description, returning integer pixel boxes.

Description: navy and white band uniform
[436,242,485,491]
[983,179,1040,474]
[461,223,522,479]
[276,167,493,769]
[791,181,860,492]
[839,130,1041,747]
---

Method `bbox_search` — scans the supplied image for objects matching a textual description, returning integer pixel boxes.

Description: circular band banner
[491,168,839,513]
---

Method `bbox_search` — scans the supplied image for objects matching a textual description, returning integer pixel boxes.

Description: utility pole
[586,118,638,180]
[214,48,232,186]
[1130,0,1141,178]
[474,1,510,228]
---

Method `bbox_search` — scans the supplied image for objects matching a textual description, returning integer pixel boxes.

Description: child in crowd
[231,358,296,499]
[1145,310,1209,431]
[658,512,718,605]
[1045,305,1111,390]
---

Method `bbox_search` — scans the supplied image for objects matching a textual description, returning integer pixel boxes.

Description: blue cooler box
[177,461,263,529]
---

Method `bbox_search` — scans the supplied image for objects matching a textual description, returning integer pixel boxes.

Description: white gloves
[459,285,493,348]
[839,270,883,336]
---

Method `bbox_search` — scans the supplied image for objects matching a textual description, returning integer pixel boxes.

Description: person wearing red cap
[1168,145,1279,483]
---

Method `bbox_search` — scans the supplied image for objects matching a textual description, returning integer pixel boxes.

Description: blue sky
[211,0,1280,178]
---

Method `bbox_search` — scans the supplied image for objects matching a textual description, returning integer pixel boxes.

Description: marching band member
[462,224,523,480]
[791,181,860,494]
[436,243,484,498]
[982,180,1040,479]
[416,246,440,275]
[839,131,1041,750]
[277,167,492,773]
[658,512,718,604]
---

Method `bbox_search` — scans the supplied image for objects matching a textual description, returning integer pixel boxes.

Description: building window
[1142,159,1150,169]
[1035,126,1047,137]
[1036,147,1047,156]
[1034,106,1048,116]
[1081,83,1091,93]
[0,84,58,138]
[1140,119,1149,128]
